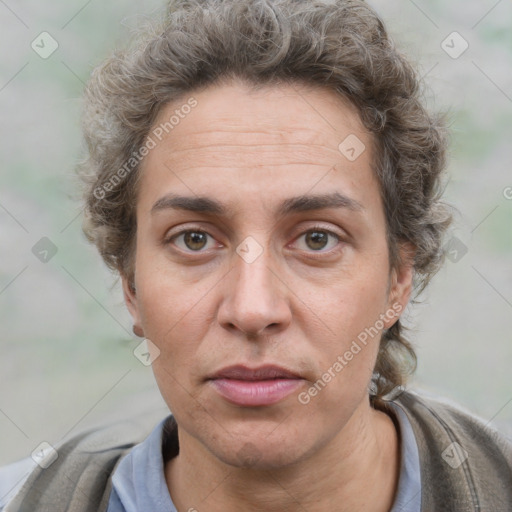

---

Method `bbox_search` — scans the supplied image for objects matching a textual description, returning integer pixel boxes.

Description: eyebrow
[150,191,364,217]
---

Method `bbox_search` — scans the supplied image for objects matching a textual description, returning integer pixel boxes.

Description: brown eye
[183,231,208,251]
[169,230,214,252]
[305,231,329,250]
[295,228,341,252]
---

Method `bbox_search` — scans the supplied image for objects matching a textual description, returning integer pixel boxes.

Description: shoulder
[394,389,512,453]
[0,457,36,511]
[2,410,169,512]
[389,389,512,510]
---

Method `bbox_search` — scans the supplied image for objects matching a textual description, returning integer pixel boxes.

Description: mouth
[207,364,304,407]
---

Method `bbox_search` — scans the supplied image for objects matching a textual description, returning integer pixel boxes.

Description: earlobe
[386,243,415,326]
[132,325,145,337]
[121,274,145,338]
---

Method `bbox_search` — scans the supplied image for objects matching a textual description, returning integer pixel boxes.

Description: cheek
[137,277,210,415]
[135,242,205,334]
[324,269,390,342]
[305,272,391,397]
[138,282,207,361]
[134,258,217,384]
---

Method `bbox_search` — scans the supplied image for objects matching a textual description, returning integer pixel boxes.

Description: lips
[209,364,301,381]
[207,364,304,407]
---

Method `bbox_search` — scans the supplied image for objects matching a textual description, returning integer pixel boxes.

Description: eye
[167,229,217,252]
[293,227,341,253]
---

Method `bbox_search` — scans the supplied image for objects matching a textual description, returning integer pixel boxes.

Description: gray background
[1,0,511,466]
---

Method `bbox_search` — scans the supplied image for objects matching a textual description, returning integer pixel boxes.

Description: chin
[210,433,311,471]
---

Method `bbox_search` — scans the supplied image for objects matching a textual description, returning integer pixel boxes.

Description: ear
[384,242,415,328]
[121,274,145,338]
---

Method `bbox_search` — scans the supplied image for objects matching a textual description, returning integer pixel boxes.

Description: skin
[122,79,414,512]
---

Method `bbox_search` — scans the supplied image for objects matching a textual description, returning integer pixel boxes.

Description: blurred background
[1,0,511,467]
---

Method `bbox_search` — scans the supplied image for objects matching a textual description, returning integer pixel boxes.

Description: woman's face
[123,80,412,469]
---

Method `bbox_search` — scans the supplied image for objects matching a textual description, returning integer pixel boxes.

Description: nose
[217,246,292,339]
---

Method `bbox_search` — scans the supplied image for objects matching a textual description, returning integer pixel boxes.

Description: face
[123,80,413,469]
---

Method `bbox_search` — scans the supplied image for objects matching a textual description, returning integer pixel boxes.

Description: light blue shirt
[107,417,176,512]
[108,403,421,512]
[387,401,422,512]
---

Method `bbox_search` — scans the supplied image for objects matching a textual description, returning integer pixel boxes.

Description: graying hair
[79,0,453,400]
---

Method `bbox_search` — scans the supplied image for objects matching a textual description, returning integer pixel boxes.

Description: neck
[165,400,400,512]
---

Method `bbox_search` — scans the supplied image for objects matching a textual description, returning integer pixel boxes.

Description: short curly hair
[79,0,452,400]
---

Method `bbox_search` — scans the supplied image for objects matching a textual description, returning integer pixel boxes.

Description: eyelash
[164,225,344,256]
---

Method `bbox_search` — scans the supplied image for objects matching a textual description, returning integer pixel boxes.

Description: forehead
[137,79,379,218]
[151,79,367,154]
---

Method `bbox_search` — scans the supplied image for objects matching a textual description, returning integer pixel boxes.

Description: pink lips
[207,365,304,406]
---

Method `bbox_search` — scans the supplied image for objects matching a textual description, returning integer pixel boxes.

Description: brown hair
[79,0,452,400]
